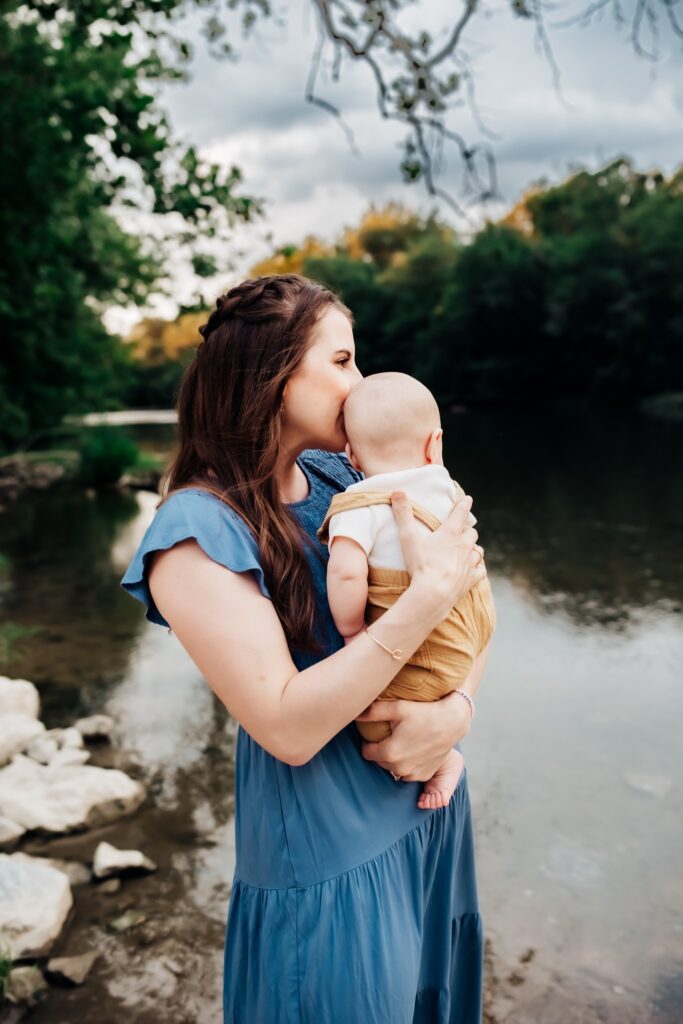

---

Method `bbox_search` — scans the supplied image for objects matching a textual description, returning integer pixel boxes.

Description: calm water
[1,409,681,1023]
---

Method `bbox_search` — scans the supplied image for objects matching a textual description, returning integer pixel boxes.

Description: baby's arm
[327,537,370,643]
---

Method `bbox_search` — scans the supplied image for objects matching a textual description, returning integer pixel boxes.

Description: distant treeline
[128,158,683,415]
[4,155,683,449]
[300,159,683,410]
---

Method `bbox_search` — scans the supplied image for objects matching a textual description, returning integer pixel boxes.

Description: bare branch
[185,0,681,214]
[305,31,362,156]
[307,0,496,213]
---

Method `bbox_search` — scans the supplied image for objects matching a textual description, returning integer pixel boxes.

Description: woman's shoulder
[120,487,269,628]
[298,449,364,490]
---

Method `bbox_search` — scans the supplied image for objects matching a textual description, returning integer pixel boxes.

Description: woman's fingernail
[391,491,405,502]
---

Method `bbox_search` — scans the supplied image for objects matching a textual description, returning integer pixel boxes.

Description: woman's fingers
[355,698,404,721]
[443,492,474,536]
[470,562,488,584]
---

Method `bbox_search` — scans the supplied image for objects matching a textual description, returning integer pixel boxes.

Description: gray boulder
[23,735,59,765]
[0,677,40,718]
[0,755,145,834]
[0,853,72,958]
[0,714,45,767]
[73,714,115,742]
[45,951,98,986]
[0,814,25,848]
[10,852,91,887]
[92,840,157,879]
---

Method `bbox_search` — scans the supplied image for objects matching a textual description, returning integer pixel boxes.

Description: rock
[108,908,147,933]
[45,951,98,986]
[0,714,45,767]
[73,714,114,742]
[10,853,91,887]
[0,755,145,834]
[45,726,84,750]
[93,841,157,879]
[59,726,85,749]
[49,746,91,767]
[0,677,40,718]
[53,859,92,886]
[98,877,121,894]
[0,853,72,958]
[23,736,59,765]
[0,815,26,848]
[5,965,48,1006]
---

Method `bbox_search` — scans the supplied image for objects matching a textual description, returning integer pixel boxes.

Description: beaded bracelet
[453,688,475,720]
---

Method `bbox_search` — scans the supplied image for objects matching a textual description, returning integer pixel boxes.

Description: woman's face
[281,306,363,453]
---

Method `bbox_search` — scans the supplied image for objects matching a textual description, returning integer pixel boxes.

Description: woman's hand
[390,490,486,619]
[355,692,472,782]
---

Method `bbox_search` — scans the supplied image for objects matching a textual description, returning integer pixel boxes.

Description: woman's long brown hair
[160,273,353,653]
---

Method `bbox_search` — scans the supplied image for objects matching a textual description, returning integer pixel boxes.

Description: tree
[0,0,262,447]
[4,0,681,448]
[276,167,683,406]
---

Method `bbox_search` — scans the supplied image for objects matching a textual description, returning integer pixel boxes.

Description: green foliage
[304,159,683,407]
[0,945,11,1001]
[0,623,42,668]
[0,0,262,449]
[117,356,188,409]
[77,426,140,486]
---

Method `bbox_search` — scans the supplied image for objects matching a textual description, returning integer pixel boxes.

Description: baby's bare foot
[417,750,465,810]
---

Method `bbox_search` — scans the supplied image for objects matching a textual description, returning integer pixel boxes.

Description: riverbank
[0,452,162,508]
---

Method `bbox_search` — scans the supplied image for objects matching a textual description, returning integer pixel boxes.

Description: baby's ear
[345,442,361,472]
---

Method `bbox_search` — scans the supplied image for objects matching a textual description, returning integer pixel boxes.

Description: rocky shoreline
[0,454,161,508]
[0,677,158,1017]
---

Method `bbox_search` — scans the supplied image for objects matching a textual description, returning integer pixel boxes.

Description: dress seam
[272,759,298,888]
[233,804,441,892]
[294,889,303,1023]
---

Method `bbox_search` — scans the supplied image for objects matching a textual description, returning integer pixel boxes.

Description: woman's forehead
[309,307,354,349]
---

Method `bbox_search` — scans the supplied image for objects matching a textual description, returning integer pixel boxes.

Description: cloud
[115,0,683,322]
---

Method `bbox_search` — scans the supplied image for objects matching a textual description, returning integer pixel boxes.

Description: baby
[317,372,496,810]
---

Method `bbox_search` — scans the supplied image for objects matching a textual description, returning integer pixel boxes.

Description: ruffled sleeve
[120,489,270,629]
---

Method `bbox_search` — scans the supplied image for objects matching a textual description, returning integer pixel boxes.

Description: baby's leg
[417,749,465,810]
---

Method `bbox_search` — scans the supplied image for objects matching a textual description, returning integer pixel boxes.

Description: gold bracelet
[364,628,403,661]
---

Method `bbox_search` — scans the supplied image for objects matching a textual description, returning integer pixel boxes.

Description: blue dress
[121,449,483,1023]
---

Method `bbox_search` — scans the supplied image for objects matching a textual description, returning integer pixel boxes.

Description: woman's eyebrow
[335,349,353,357]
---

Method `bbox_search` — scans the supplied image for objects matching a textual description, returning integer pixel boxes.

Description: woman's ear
[425,428,443,464]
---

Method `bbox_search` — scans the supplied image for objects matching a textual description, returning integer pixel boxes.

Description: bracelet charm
[364,628,403,661]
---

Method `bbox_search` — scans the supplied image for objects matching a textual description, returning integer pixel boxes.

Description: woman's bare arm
[148,492,483,768]
[354,639,493,781]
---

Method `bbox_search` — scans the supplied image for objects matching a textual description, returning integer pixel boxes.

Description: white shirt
[327,464,466,570]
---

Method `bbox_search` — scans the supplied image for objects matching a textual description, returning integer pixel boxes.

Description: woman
[121,273,490,1023]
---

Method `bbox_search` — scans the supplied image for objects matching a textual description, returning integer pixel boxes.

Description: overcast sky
[109,0,683,329]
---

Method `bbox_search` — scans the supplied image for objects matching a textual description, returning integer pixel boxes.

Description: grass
[0,944,12,1003]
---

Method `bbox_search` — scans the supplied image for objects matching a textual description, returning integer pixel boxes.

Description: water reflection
[443,408,682,626]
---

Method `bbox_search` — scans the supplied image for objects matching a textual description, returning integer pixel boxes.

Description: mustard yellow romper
[318,490,496,742]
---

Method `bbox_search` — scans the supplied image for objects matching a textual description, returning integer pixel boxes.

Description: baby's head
[342,372,443,477]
